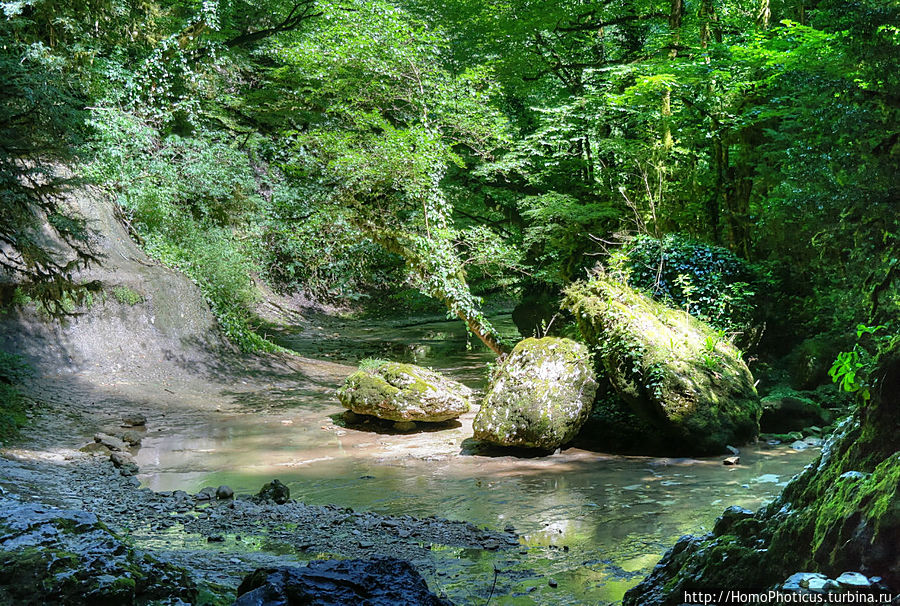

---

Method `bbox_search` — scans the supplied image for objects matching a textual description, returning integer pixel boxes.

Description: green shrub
[609,234,766,344]
[83,109,269,351]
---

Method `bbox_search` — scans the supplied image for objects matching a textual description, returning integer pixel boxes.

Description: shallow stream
[136,312,818,604]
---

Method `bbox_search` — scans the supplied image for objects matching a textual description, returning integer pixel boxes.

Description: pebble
[723,456,740,466]
[548,579,558,588]
[725,445,740,456]
[835,571,871,589]
[791,440,809,451]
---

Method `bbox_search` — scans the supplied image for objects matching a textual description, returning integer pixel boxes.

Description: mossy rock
[564,275,761,455]
[0,499,225,605]
[760,387,834,432]
[473,337,598,450]
[576,384,670,454]
[623,349,900,605]
[337,361,472,422]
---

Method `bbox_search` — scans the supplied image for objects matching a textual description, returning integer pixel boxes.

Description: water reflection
[137,313,819,604]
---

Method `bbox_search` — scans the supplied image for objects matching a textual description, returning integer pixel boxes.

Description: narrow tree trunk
[367,227,510,356]
[661,0,684,151]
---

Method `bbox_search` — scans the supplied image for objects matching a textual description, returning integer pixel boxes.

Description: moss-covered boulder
[760,387,835,432]
[623,349,900,605]
[473,337,598,450]
[0,497,221,605]
[564,275,761,454]
[337,361,472,422]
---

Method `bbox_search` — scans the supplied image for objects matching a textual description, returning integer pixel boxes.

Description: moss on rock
[564,275,761,454]
[337,361,472,422]
[623,349,900,605]
[0,499,226,605]
[473,337,598,450]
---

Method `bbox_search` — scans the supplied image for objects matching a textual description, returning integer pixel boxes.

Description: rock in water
[93,432,127,452]
[337,362,472,422]
[759,389,833,433]
[256,479,290,504]
[473,337,598,450]
[122,413,147,427]
[234,558,452,606]
[564,276,761,454]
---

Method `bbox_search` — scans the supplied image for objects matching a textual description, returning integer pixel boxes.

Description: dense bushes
[608,234,767,346]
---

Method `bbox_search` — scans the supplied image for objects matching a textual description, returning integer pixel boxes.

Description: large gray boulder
[337,361,472,422]
[564,275,761,454]
[473,337,598,449]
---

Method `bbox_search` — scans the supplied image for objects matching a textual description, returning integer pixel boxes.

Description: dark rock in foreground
[235,558,452,605]
[0,498,213,605]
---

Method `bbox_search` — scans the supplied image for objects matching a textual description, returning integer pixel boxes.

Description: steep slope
[0,178,230,372]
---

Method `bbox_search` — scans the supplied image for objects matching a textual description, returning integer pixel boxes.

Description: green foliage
[112,286,144,306]
[609,234,764,344]
[829,324,894,404]
[357,358,389,372]
[83,109,270,351]
[3,0,898,362]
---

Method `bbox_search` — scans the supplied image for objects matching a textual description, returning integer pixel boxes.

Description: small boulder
[565,276,761,454]
[109,451,139,476]
[122,413,147,427]
[94,432,127,452]
[216,485,234,500]
[196,486,217,501]
[473,337,598,450]
[79,442,109,455]
[760,389,833,432]
[121,430,143,447]
[257,479,290,504]
[835,572,872,589]
[234,558,452,606]
[782,572,828,591]
[338,361,472,422]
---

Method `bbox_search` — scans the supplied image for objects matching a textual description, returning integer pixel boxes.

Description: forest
[0,0,898,604]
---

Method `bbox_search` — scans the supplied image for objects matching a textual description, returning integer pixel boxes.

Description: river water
[136,311,818,604]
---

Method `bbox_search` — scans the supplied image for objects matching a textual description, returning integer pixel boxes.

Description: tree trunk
[366,226,510,356]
